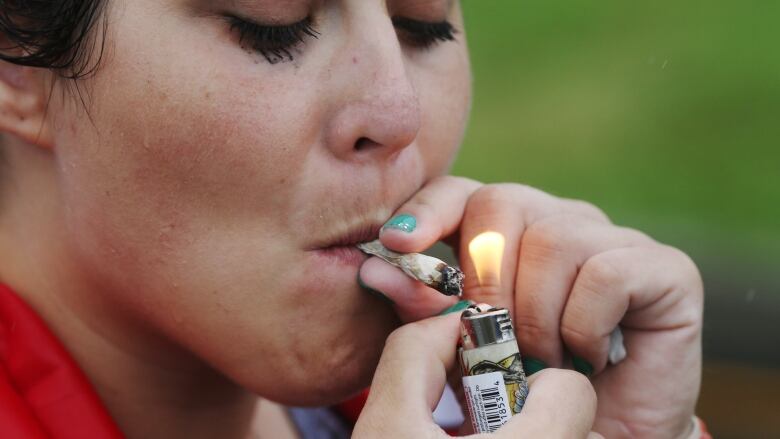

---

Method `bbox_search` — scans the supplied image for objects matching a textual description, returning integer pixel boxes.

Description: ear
[0,61,54,149]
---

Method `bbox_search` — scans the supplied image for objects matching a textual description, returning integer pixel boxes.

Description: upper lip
[313,222,384,250]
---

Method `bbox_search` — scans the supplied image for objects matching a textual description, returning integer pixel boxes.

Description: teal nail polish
[357,274,394,305]
[522,357,547,375]
[438,300,471,316]
[382,214,417,233]
[573,357,594,377]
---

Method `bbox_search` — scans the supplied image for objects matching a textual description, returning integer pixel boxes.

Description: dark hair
[0,1,108,79]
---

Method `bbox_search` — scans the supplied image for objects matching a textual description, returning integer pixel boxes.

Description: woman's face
[50,0,470,404]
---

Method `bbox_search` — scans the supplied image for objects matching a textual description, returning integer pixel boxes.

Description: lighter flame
[468,231,505,286]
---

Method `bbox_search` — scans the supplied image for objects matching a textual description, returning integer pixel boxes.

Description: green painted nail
[382,214,417,233]
[573,357,594,377]
[357,274,394,305]
[438,300,471,315]
[522,358,547,375]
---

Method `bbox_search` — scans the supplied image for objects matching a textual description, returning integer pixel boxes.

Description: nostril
[354,137,380,151]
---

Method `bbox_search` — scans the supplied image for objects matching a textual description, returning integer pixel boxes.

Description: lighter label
[462,371,511,433]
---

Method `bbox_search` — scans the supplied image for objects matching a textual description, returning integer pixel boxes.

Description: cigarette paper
[357,240,464,296]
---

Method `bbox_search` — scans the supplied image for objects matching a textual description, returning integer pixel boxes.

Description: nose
[323,14,421,161]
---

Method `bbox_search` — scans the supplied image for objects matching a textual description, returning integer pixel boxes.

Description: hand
[358,176,703,438]
[353,313,601,439]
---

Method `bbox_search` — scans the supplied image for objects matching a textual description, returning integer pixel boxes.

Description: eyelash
[391,17,458,49]
[227,16,457,64]
[227,15,320,64]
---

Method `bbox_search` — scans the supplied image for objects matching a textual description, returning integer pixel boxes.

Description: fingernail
[381,214,417,233]
[357,273,394,305]
[573,357,594,377]
[522,357,547,375]
[438,300,471,316]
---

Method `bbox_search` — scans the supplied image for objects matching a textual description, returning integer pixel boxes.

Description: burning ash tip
[439,265,465,296]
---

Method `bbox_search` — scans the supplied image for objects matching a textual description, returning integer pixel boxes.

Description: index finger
[459,184,563,317]
[378,176,482,253]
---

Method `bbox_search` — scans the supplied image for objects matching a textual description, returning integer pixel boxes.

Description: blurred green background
[456,1,779,437]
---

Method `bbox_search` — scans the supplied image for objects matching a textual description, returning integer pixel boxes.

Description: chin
[288,351,380,406]
[249,300,399,407]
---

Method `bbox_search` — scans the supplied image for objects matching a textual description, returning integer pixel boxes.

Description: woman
[0,1,705,438]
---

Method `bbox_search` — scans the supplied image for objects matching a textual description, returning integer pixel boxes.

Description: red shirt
[0,284,124,438]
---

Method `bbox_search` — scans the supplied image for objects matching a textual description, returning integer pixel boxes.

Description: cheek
[99,78,299,211]
[68,4,318,229]
[48,15,321,331]
[58,52,311,256]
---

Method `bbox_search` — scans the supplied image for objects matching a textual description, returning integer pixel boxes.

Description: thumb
[494,369,597,438]
[354,312,462,437]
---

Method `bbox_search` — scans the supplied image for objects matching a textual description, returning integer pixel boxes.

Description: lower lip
[313,246,369,267]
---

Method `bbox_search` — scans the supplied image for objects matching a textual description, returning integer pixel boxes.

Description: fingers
[458,184,566,316]
[355,313,462,436]
[559,197,612,224]
[360,176,479,322]
[358,317,603,438]
[367,180,612,327]
[494,369,597,439]
[363,179,702,438]
[457,185,612,318]
[358,257,458,322]
[512,216,652,367]
[560,245,704,375]
[379,176,482,253]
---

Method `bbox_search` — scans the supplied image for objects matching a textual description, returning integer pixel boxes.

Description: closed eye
[392,17,458,49]
[226,15,319,64]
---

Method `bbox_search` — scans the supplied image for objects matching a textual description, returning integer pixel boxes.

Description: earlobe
[0,63,54,149]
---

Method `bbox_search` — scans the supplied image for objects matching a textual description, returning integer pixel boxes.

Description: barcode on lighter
[462,372,511,433]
